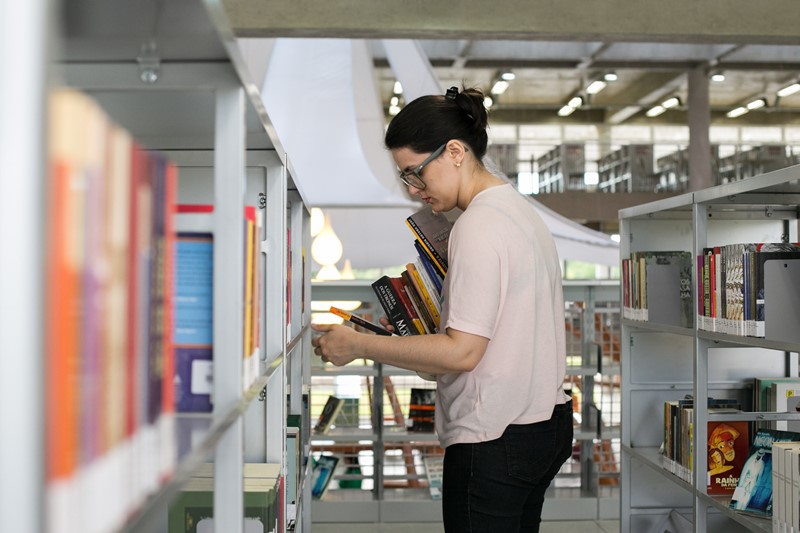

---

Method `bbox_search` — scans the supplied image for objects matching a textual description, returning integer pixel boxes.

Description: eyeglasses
[398,143,446,190]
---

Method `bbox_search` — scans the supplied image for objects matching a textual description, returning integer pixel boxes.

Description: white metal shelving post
[212,87,247,533]
[0,1,50,532]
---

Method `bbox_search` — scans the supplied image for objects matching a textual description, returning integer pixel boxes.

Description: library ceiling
[224,0,800,126]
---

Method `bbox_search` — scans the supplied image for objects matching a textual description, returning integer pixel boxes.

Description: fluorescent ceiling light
[585,80,607,95]
[389,104,401,116]
[746,98,766,110]
[711,72,726,82]
[645,105,666,117]
[603,72,618,82]
[393,81,403,94]
[390,96,399,106]
[583,171,599,186]
[726,106,748,118]
[491,80,509,95]
[558,105,576,117]
[777,83,800,98]
[500,71,516,81]
[567,96,583,108]
[483,96,494,108]
[661,97,680,109]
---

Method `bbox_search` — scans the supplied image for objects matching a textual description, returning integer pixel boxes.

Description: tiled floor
[312,520,620,532]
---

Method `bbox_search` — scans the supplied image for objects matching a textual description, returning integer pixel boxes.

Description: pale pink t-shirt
[436,183,569,448]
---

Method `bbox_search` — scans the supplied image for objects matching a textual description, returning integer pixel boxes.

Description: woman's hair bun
[453,86,488,131]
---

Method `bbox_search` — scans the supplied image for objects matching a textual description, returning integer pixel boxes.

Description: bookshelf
[534,144,586,193]
[310,279,621,523]
[619,164,800,532]
[2,1,313,532]
[598,144,656,193]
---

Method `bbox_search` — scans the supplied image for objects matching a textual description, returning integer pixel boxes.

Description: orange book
[244,206,256,359]
[46,90,87,481]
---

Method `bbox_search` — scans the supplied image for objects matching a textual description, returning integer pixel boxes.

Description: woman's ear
[445,140,467,167]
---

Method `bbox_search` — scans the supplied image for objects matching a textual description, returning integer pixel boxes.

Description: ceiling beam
[224,0,800,44]
[605,72,685,124]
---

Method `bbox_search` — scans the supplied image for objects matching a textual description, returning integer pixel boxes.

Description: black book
[408,388,436,433]
[372,275,417,337]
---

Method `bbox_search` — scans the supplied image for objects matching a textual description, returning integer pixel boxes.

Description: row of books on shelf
[173,202,264,409]
[47,88,179,533]
[696,243,800,339]
[45,89,274,533]
[168,463,282,533]
[622,251,694,327]
[313,389,437,435]
[662,386,800,521]
[662,396,749,494]
[622,244,800,340]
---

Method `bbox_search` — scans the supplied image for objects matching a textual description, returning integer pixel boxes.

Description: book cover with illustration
[729,428,800,517]
[707,421,750,495]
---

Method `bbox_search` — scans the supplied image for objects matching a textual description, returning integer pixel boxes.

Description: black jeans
[442,402,573,533]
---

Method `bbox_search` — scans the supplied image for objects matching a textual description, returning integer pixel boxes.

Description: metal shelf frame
[620,163,800,532]
[4,0,313,530]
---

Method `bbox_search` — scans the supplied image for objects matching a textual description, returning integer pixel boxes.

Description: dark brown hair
[384,86,489,161]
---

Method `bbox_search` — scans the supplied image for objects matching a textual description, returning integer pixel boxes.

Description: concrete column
[687,66,713,191]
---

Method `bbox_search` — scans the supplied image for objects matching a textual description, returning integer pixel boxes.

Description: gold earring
[456,162,461,167]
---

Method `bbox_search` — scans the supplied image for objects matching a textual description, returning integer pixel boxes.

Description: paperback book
[408,388,436,433]
[405,207,453,277]
[311,455,340,499]
[729,428,800,517]
[314,395,345,434]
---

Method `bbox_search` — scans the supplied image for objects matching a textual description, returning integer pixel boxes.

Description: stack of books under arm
[371,207,451,338]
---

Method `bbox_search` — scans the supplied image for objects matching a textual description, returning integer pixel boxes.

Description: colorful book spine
[45,89,179,533]
[389,276,426,335]
[406,262,441,331]
[414,240,443,293]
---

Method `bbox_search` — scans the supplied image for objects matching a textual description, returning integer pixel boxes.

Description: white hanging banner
[382,40,443,101]
[261,38,414,208]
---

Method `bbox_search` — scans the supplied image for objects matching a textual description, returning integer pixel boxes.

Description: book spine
[389,276,425,335]
[371,276,416,337]
[401,271,433,334]
[406,218,448,274]
[407,263,441,330]
[414,240,443,292]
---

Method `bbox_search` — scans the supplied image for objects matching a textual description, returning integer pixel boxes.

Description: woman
[311,86,572,533]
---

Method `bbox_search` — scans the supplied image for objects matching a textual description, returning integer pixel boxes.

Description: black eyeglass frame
[398,143,446,190]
